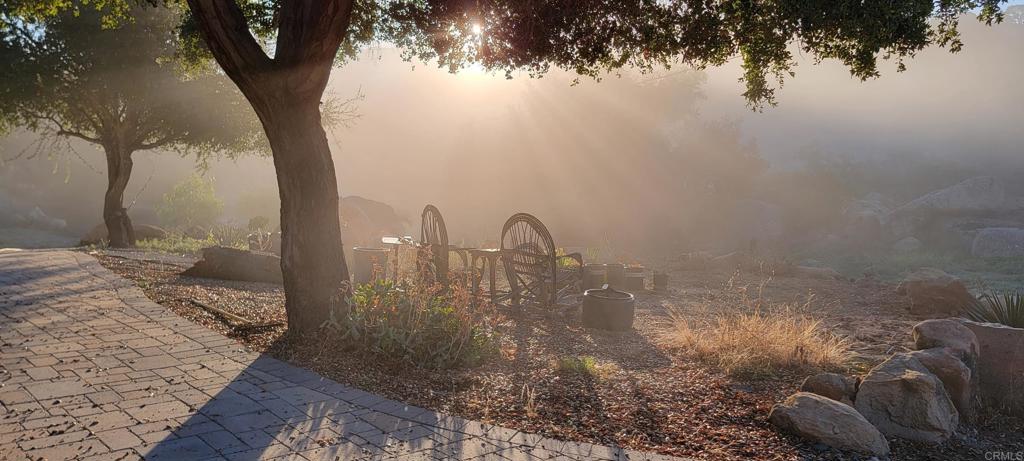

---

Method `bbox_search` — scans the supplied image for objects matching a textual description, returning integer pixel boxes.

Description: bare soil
[92,250,1024,461]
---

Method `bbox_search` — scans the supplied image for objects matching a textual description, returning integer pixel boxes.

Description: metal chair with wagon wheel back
[419,205,449,286]
[418,204,469,287]
[500,213,583,307]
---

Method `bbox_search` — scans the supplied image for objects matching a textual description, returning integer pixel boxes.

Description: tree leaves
[4,0,1012,109]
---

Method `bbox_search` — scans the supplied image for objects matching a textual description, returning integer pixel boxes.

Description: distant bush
[334,279,500,369]
[156,174,223,230]
[248,216,271,232]
[964,292,1024,328]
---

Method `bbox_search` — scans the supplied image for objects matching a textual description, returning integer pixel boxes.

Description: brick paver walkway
[0,250,682,461]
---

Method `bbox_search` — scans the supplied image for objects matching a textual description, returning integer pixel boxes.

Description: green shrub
[156,174,224,230]
[336,280,500,369]
[137,231,246,256]
[964,292,1024,328]
[137,234,216,255]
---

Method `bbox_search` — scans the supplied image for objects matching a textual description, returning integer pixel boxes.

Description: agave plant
[963,292,1024,329]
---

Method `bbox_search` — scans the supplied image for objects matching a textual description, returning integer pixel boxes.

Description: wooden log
[181,246,283,284]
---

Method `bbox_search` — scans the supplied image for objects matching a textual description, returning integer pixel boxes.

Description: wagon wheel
[419,204,449,285]
[500,213,557,307]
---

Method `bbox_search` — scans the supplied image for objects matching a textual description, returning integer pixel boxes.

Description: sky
[2,10,1022,255]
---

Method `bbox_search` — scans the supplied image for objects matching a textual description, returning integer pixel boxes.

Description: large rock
[959,320,1024,416]
[897,268,975,317]
[16,206,67,231]
[799,373,858,406]
[888,177,1018,238]
[908,348,977,422]
[912,319,980,368]
[892,236,922,253]
[340,195,407,249]
[80,223,168,245]
[854,353,959,444]
[971,227,1024,258]
[181,246,283,284]
[842,193,890,243]
[769,392,889,456]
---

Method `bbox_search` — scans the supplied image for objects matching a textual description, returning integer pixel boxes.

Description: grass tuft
[552,355,617,378]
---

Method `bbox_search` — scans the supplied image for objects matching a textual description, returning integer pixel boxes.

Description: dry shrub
[666,279,851,378]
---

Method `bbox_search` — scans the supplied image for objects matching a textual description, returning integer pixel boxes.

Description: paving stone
[95,427,143,450]
[0,251,686,461]
[199,430,249,454]
[137,435,219,460]
[123,399,193,422]
[25,366,60,380]
[23,379,91,400]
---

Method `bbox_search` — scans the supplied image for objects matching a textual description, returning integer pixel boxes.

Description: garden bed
[93,250,1024,460]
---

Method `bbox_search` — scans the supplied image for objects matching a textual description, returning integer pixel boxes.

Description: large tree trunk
[185,0,356,335]
[258,97,350,333]
[103,142,135,248]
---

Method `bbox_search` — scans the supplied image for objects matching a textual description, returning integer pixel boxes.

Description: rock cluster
[836,177,1024,256]
[769,318,1018,455]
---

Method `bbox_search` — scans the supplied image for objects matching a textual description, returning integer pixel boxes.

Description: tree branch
[57,129,102,144]
[276,0,355,68]
[22,108,102,144]
[185,0,274,97]
[137,134,177,151]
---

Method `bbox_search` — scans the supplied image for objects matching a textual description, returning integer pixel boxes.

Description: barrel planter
[653,271,669,291]
[605,263,626,289]
[581,286,635,331]
[583,263,607,291]
[352,247,390,286]
[624,266,645,291]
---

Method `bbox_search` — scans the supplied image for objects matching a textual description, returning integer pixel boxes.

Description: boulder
[794,265,844,280]
[842,193,890,243]
[708,251,748,271]
[908,348,977,422]
[799,373,858,406]
[80,223,168,245]
[769,392,889,456]
[181,246,283,284]
[16,206,67,231]
[897,268,974,317]
[888,177,1018,238]
[673,251,713,270]
[912,319,980,368]
[892,236,922,253]
[959,320,1024,416]
[971,227,1024,258]
[854,353,959,444]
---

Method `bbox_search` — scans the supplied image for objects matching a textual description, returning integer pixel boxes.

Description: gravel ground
[92,250,1024,461]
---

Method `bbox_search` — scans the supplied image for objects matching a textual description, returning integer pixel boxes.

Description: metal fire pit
[581,285,635,331]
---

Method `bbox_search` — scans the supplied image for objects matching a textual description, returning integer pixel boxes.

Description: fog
[2,13,1022,261]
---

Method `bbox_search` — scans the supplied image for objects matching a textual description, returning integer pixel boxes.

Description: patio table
[469,248,502,304]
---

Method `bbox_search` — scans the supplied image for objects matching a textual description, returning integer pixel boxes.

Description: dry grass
[665,276,852,379]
